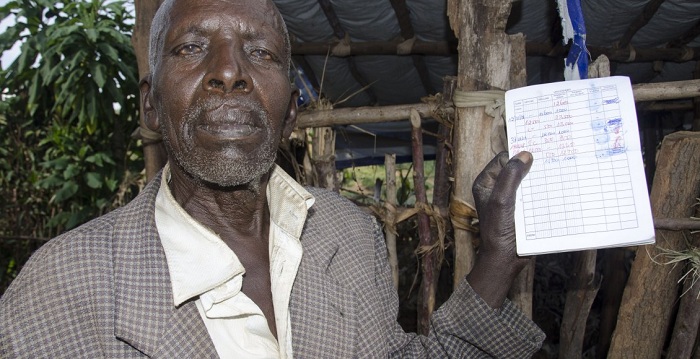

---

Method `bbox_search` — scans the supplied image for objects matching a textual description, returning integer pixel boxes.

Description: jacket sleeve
[369,218,546,358]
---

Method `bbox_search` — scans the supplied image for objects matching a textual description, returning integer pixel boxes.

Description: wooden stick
[654,218,700,231]
[295,80,700,129]
[290,39,700,63]
[597,247,629,356]
[666,272,700,359]
[432,77,456,216]
[384,154,400,289]
[297,103,439,128]
[693,60,700,131]
[642,101,693,112]
[310,127,337,190]
[559,250,601,359]
[633,79,700,102]
[616,0,666,49]
[410,109,436,336]
[559,56,608,358]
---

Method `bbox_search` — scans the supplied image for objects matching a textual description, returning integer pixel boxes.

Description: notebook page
[505,76,655,255]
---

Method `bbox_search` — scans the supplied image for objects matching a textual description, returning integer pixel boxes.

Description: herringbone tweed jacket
[1,173,544,358]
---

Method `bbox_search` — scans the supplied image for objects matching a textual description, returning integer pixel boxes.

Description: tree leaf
[52,181,79,203]
[85,172,102,189]
[90,62,107,88]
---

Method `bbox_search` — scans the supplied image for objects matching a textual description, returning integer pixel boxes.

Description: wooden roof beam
[387,0,436,94]
[292,40,700,63]
[616,0,666,49]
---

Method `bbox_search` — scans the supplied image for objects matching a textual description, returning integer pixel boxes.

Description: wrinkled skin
[142,0,297,189]
[468,151,533,308]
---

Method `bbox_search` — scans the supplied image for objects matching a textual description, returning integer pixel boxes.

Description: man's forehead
[165,0,281,23]
[162,0,284,40]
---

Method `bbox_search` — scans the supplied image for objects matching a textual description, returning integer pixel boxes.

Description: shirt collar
[155,163,314,307]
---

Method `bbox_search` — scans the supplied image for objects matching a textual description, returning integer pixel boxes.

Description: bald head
[147,0,291,75]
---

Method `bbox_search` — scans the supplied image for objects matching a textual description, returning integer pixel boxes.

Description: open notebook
[505,76,655,255]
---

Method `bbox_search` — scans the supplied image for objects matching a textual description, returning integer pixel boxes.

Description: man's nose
[202,47,253,94]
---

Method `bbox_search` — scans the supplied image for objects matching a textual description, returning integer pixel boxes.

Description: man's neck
[167,163,271,248]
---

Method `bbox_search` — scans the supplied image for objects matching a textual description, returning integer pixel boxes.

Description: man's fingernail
[515,151,532,163]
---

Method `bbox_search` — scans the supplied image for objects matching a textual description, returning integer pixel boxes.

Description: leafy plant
[0,0,143,292]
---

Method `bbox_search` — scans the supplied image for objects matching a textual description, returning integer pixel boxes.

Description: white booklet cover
[505,76,655,255]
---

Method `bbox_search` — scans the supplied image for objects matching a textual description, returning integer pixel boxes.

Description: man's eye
[251,49,273,60]
[176,44,203,55]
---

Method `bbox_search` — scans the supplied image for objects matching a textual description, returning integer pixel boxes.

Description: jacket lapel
[111,174,217,357]
[290,204,358,358]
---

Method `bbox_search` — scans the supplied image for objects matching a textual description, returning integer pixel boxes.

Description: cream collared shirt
[155,164,314,359]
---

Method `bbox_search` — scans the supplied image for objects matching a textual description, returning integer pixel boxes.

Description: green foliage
[0,0,144,291]
[339,161,435,206]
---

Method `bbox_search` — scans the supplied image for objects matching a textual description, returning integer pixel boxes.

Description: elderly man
[0,0,544,357]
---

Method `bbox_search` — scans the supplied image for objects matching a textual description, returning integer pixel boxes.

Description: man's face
[145,0,296,187]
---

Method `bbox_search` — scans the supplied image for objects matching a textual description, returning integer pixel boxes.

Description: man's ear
[282,89,300,139]
[139,75,160,132]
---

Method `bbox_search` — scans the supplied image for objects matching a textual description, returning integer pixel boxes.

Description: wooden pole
[633,79,700,102]
[446,0,521,287]
[410,109,437,335]
[297,103,438,128]
[559,56,609,359]
[309,127,337,191]
[295,80,700,128]
[608,131,700,358]
[666,271,700,359]
[431,76,456,217]
[384,154,400,289]
[597,247,629,359]
[560,251,601,359]
[693,61,700,131]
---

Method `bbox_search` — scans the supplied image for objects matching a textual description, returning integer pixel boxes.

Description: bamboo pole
[295,80,700,129]
[410,109,437,336]
[384,154,400,289]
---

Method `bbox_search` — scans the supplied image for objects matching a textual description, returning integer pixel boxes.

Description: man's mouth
[197,105,261,140]
[199,122,258,138]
